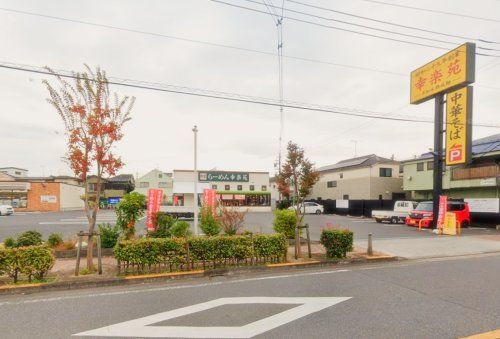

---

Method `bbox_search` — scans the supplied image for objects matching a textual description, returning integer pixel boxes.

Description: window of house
[158,182,168,188]
[250,185,255,191]
[327,181,337,188]
[261,185,267,191]
[427,161,434,170]
[225,184,230,191]
[212,184,217,190]
[15,171,21,175]
[158,173,163,178]
[343,194,349,200]
[339,173,343,179]
[139,182,149,188]
[237,185,243,191]
[379,168,392,177]
[399,164,404,173]
[417,162,424,171]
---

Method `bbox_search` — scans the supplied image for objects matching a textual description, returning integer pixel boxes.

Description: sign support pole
[432,93,444,228]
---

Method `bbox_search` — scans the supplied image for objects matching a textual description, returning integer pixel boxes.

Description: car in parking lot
[0,205,14,216]
[288,202,324,214]
[405,201,471,228]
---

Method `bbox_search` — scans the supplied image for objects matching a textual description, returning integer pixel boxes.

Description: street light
[192,125,199,235]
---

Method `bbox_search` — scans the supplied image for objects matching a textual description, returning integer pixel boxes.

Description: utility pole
[192,125,199,235]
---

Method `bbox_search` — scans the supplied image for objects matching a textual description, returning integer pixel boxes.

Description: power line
[1,61,498,129]
[285,0,500,45]
[0,6,410,77]
[360,0,500,24]
[2,6,495,78]
[210,0,500,57]
[240,0,500,51]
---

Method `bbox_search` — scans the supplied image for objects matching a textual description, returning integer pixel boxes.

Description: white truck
[371,200,417,224]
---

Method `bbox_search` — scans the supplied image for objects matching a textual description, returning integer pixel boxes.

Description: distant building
[402,133,500,203]
[171,169,270,211]
[0,167,28,178]
[86,174,135,206]
[133,169,173,204]
[0,172,84,211]
[310,154,405,201]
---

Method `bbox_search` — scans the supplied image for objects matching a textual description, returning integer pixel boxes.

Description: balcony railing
[451,164,499,180]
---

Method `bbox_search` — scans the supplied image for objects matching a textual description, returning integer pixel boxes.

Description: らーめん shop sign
[198,171,249,182]
[410,43,475,104]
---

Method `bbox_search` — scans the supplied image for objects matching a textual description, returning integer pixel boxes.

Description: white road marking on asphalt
[73,297,351,338]
[0,269,351,307]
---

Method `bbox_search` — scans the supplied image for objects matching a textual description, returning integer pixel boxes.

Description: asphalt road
[0,253,499,338]
[0,210,492,242]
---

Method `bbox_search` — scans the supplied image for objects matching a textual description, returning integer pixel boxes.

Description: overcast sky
[1,0,499,178]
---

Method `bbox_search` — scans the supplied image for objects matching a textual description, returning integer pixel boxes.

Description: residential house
[310,154,405,201]
[402,133,500,215]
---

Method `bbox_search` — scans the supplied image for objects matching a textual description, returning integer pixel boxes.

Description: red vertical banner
[173,195,179,206]
[203,188,217,216]
[437,195,448,230]
[147,189,163,231]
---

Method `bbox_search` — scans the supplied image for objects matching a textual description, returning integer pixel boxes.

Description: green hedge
[114,233,287,273]
[0,245,55,283]
[320,229,353,259]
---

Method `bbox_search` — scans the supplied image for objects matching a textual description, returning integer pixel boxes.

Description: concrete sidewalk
[355,234,500,259]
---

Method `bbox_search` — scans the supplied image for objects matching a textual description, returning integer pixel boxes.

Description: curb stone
[0,255,398,295]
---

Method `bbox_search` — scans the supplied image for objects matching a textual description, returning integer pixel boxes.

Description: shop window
[417,163,424,171]
[212,184,217,190]
[237,185,243,191]
[250,185,255,191]
[261,185,267,191]
[139,182,149,188]
[225,184,230,191]
[427,161,434,170]
[327,181,337,188]
[379,168,392,177]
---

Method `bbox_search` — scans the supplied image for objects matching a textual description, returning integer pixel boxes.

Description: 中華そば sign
[410,43,475,104]
[198,171,249,182]
[445,86,472,165]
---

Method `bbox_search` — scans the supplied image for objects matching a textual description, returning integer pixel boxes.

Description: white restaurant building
[171,170,271,211]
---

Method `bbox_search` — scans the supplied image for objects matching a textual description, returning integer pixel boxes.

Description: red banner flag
[147,189,163,231]
[437,195,448,230]
[203,188,217,215]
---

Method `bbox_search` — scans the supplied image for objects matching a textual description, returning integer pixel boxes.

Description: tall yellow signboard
[445,86,472,165]
[410,43,475,104]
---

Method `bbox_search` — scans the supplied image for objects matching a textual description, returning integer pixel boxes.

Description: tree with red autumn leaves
[43,65,134,272]
[277,141,320,258]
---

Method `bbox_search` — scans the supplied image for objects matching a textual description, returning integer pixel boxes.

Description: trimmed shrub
[320,229,354,259]
[148,212,176,238]
[0,245,55,282]
[16,230,43,247]
[3,237,16,248]
[47,233,63,248]
[200,206,221,236]
[273,209,297,239]
[171,221,192,238]
[253,233,287,259]
[98,223,121,248]
[219,206,246,235]
[18,246,55,281]
[113,234,287,273]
